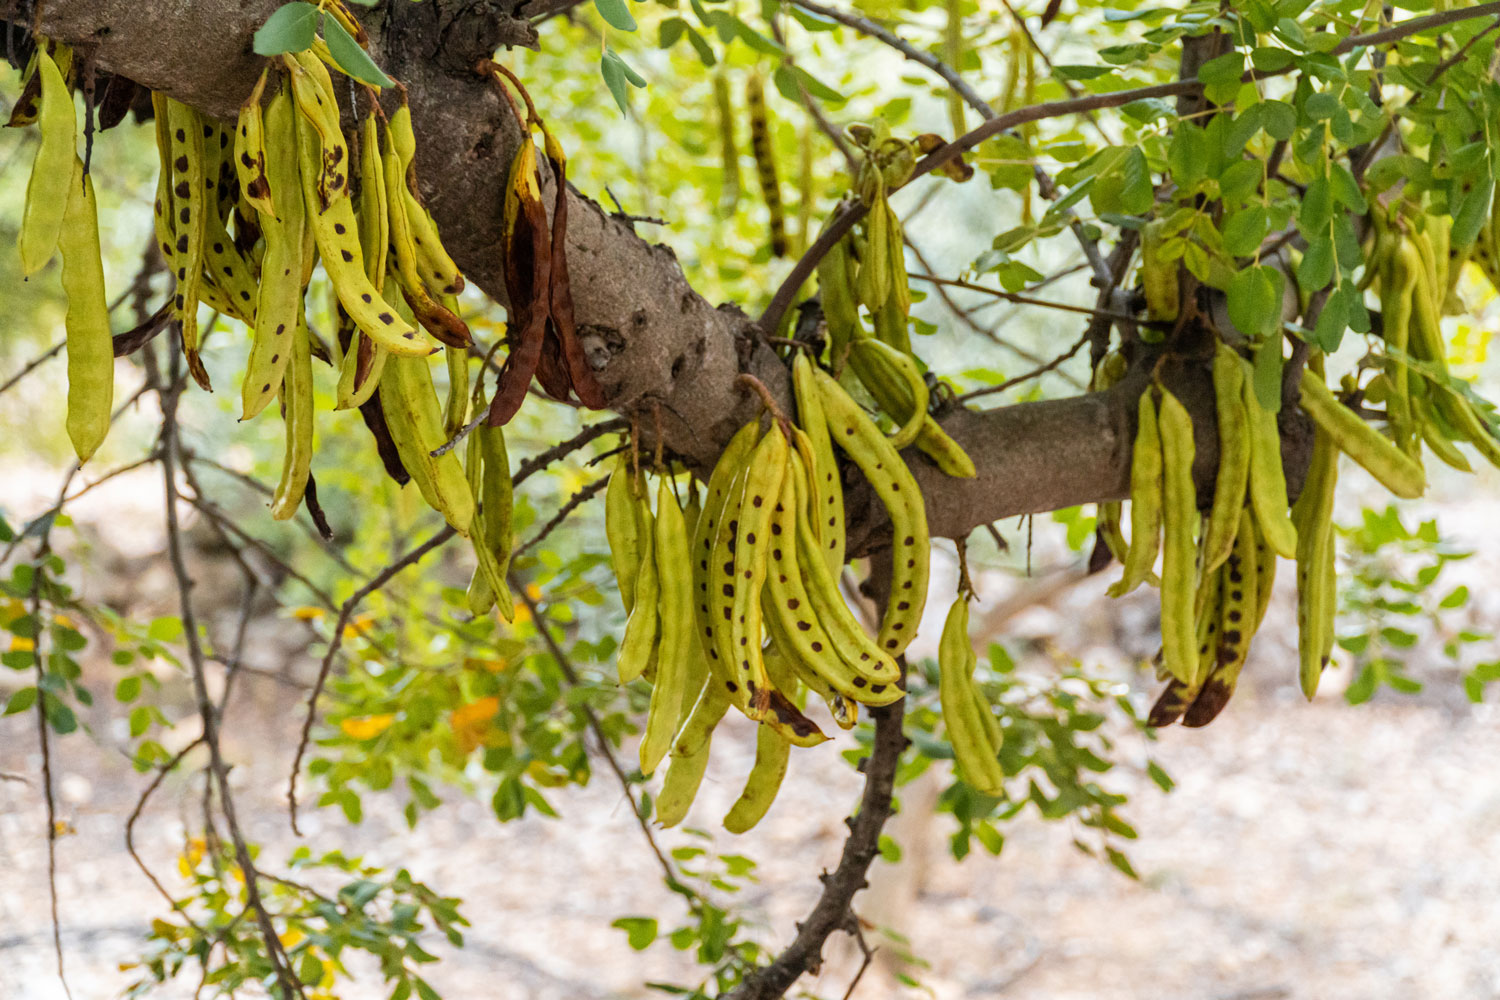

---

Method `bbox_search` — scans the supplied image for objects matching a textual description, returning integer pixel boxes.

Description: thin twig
[911,273,1147,325]
[154,338,307,1000]
[957,331,1091,403]
[287,525,457,834]
[515,475,608,556]
[514,582,690,895]
[125,737,207,926]
[0,340,63,398]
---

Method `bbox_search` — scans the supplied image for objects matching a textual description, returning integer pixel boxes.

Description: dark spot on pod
[174,155,188,172]
[270,354,279,364]
[743,570,752,579]
[893,622,905,631]
[1231,590,1243,601]
[904,536,914,546]
[897,601,910,611]
[722,560,734,576]
[778,574,787,583]
[902,581,912,590]
[796,621,811,632]
[240,153,252,167]
[747,532,756,544]
[1228,609,1242,623]
[174,181,191,199]
[1224,629,1242,644]
[1229,569,1243,583]
[220,133,229,149]
[403,332,415,339]
[859,653,871,661]
[240,291,251,301]
[771,523,782,536]
[173,294,185,309]
[721,584,733,597]
[174,129,185,142]
[721,608,731,621]
[201,124,213,138]
[160,242,172,257]
[906,559,916,569]
[709,649,719,660]
[726,680,738,693]
[752,495,764,508]
[699,559,708,570]
[223,266,234,277]
[871,684,886,694]
[772,548,782,560]
[341,250,354,262]
[276,324,286,335]
[845,428,855,435]
[884,639,898,649]
[379,313,394,324]
[175,236,188,253]
[154,200,163,216]
[1199,643,1209,655]
[828,517,836,528]
[179,207,191,224]
[334,223,346,235]
[787,598,800,610]
[811,641,823,652]
[176,267,186,280]
[891,482,900,491]
[853,677,867,688]
[262,383,270,392]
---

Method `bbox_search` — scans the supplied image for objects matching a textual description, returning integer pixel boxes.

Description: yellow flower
[52,614,75,629]
[342,613,376,640]
[279,927,305,948]
[290,606,325,621]
[9,637,35,653]
[509,603,531,626]
[463,657,508,673]
[339,714,395,740]
[452,696,501,753]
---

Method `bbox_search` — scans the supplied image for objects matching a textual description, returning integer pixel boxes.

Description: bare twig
[514,475,608,556]
[287,524,458,833]
[0,340,63,398]
[125,737,207,925]
[154,339,308,999]
[957,331,1091,403]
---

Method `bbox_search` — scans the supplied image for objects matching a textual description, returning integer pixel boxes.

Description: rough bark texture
[1,0,1305,552]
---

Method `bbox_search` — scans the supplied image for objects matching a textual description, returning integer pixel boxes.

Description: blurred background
[4,5,1500,999]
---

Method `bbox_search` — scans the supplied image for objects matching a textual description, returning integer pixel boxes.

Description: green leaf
[684,25,716,66]
[252,2,319,56]
[1146,760,1175,792]
[1451,177,1495,248]
[595,0,637,32]
[1297,236,1335,292]
[115,675,141,703]
[878,835,903,862]
[600,48,647,115]
[323,14,394,88]
[1328,163,1367,213]
[297,953,324,988]
[1261,100,1297,141]
[148,616,183,642]
[1227,265,1282,338]
[129,705,152,738]
[658,17,686,48]
[4,686,36,715]
[1250,46,1295,73]
[612,916,659,950]
[43,694,76,735]
[1198,51,1245,86]
[1440,585,1470,609]
[1221,206,1269,258]
[1298,176,1333,234]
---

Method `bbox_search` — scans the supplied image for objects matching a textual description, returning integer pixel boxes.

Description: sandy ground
[3,465,1500,1000]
